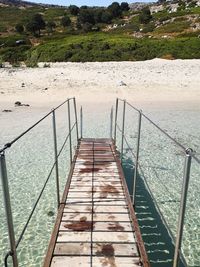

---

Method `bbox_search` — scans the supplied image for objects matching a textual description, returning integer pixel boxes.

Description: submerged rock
[118,81,127,86]
[2,109,12,113]
[47,211,54,217]
[15,101,30,107]
[15,101,22,106]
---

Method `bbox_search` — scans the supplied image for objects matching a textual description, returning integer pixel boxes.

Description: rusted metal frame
[110,142,150,267]
[43,142,80,267]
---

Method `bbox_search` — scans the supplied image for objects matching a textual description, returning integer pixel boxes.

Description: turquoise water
[0,102,200,267]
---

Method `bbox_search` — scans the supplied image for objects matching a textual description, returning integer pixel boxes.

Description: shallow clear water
[0,101,200,267]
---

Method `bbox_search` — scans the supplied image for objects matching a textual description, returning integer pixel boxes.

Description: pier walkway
[44,138,149,267]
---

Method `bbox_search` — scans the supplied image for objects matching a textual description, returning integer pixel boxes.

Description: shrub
[159,15,171,22]
[61,16,71,27]
[139,7,152,24]
[142,23,155,33]
[101,43,110,50]
[65,50,73,60]
[69,5,80,16]
[82,22,93,32]
[101,11,112,23]
[79,9,95,25]
[46,21,56,32]
[15,24,24,34]
[107,2,122,18]
[121,2,130,12]
[26,14,46,36]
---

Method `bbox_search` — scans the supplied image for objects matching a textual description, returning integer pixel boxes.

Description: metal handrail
[116,98,198,161]
[114,98,199,267]
[0,98,79,267]
[15,121,76,249]
[141,112,186,151]
[0,98,75,154]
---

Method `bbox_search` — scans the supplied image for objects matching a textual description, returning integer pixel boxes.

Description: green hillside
[0,1,200,64]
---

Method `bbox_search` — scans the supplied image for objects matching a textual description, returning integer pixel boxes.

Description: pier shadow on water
[122,156,185,267]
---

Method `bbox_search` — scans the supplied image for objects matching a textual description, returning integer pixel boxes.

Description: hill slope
[0,1,200,64]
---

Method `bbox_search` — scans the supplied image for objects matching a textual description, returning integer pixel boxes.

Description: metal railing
[111,98,199,267]
[0,97,83,267]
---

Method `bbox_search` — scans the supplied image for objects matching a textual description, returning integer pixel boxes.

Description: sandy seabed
[0,59,200,266]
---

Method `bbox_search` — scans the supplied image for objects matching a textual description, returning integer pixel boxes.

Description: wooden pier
[44,138,149,267]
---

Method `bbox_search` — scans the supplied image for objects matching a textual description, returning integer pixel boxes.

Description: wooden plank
[54,243,90,256]
[92,256,141,266]
[51,256,90,267]
[93,243,139,257]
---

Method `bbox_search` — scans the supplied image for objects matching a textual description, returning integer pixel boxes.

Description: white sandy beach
[0,59,200,110]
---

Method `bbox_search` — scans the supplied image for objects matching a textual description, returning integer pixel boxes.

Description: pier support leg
[132,110,142,206]
[68,100,72,164]
[0,153,18,267]
[52,110,60,207]
[110,107,113,139]
[173,149,192,267]
[121,100,126,161]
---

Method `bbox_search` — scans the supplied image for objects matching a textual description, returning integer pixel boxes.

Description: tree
[78,9,95,25]
[46,21,56,33]
[26,14,46,36]
[15,24,24,34]
[69,5,80,16]
[107,2,122,18]
[94,9,103,23]
[139,7,152,24]
[80,5,88,9]
[101,11,112,23]
[61,16,71,27]
[121,2,130,11]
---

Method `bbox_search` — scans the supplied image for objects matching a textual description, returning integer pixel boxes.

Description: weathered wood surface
[44,138,149,267]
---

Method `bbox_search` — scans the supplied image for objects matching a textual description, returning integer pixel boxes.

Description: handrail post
[68,100,72,165]
[173,148,192,267]
[80,106,83,139]
[133,110,142,206]
[114,98,119,143]
[0,153,19,267]
[110,107,113,139]
[73,98,79,143]
[121,100,126,161]
[52,110,60,207]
